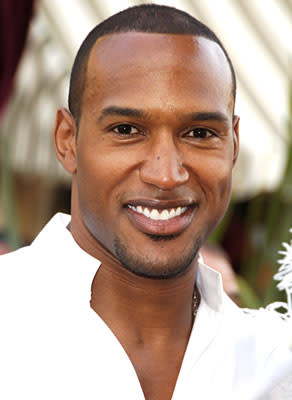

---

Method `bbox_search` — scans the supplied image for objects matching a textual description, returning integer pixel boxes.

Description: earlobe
[54,107,77,174]
[232,115,240,166]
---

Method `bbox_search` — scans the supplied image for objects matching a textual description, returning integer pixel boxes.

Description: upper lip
[124,198,196,209]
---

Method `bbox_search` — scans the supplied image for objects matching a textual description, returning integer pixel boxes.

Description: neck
[90,243,198,345]
[89,244,199,400]
[69,196,198,344]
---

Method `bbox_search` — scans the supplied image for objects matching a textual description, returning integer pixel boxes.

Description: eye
[113,124,139,135]
[185,128,215,139]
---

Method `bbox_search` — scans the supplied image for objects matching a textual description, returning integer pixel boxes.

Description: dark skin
[54,33,239,400]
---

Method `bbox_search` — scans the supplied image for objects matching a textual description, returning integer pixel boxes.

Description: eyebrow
[98,106,230,126]
[98,106,149,121]
[186,111,230,125]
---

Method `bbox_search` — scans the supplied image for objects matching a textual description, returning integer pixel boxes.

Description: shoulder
[222,295,292,370]
[0,246,41,299]
[0,213,72,274]
[0,246,34,273]
[223,294,291,341]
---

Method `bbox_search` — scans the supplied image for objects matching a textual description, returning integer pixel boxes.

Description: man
[0,4,291,399]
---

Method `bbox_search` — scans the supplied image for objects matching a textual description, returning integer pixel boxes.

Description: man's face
[74,32,238,278]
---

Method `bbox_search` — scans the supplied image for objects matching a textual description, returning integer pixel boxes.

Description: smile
[127,205,188,220]
[126,200,196,236]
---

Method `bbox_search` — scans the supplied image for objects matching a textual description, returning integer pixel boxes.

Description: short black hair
[68,3,236,123]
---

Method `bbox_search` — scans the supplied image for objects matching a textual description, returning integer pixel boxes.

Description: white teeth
[144,207,150,217]
[160,210,169,220]
[128,205,188,220]
[150,209,160,220]
[169,208,176,218]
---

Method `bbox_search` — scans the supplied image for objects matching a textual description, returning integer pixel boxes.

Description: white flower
[268,228,292,320]
[243,228,292,322]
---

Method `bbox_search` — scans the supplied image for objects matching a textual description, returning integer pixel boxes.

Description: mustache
[121,191,199,208]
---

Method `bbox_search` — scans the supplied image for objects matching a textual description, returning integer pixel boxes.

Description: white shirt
[0,213,291,399]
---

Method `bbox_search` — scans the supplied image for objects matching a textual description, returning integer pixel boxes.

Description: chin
[113,236,201,280]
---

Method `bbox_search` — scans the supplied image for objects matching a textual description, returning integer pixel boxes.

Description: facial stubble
[114,233,202,279]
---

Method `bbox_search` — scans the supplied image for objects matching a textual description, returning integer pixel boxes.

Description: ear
[232,115,240,166]
[54,107,77,174]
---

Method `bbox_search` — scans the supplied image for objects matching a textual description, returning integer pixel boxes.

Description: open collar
[31,213,224,312]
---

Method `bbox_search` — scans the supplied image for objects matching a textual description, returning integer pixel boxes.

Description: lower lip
[126,206,195,236]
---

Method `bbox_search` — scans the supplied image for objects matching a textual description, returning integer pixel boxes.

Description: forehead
[85,32,233,115]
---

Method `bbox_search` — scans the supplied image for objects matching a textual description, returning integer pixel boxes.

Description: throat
[89,238,199,399]
[128,339,188,400]
[90,257,198,341]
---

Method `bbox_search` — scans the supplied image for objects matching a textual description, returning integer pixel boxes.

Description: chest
[128,345,186,400]
[0,292,282,400]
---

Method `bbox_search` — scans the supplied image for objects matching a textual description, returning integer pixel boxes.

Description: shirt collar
[196,262,224,312]
[32,213,224,312]
[31,212,100,288]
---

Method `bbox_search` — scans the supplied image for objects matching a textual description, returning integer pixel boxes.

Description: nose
[139,134,189,190]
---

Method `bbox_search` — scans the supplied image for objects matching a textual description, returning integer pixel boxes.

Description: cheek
[75,147,109,223]
[197,155,233,204]
[195,156,233,236]
[75,143,137,216]
[75,152,116,250]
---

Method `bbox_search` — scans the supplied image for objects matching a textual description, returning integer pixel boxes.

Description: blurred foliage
[239,88,292,307]
[236,276,262,309]
[0,129,21,250]
[211,87,292,308]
